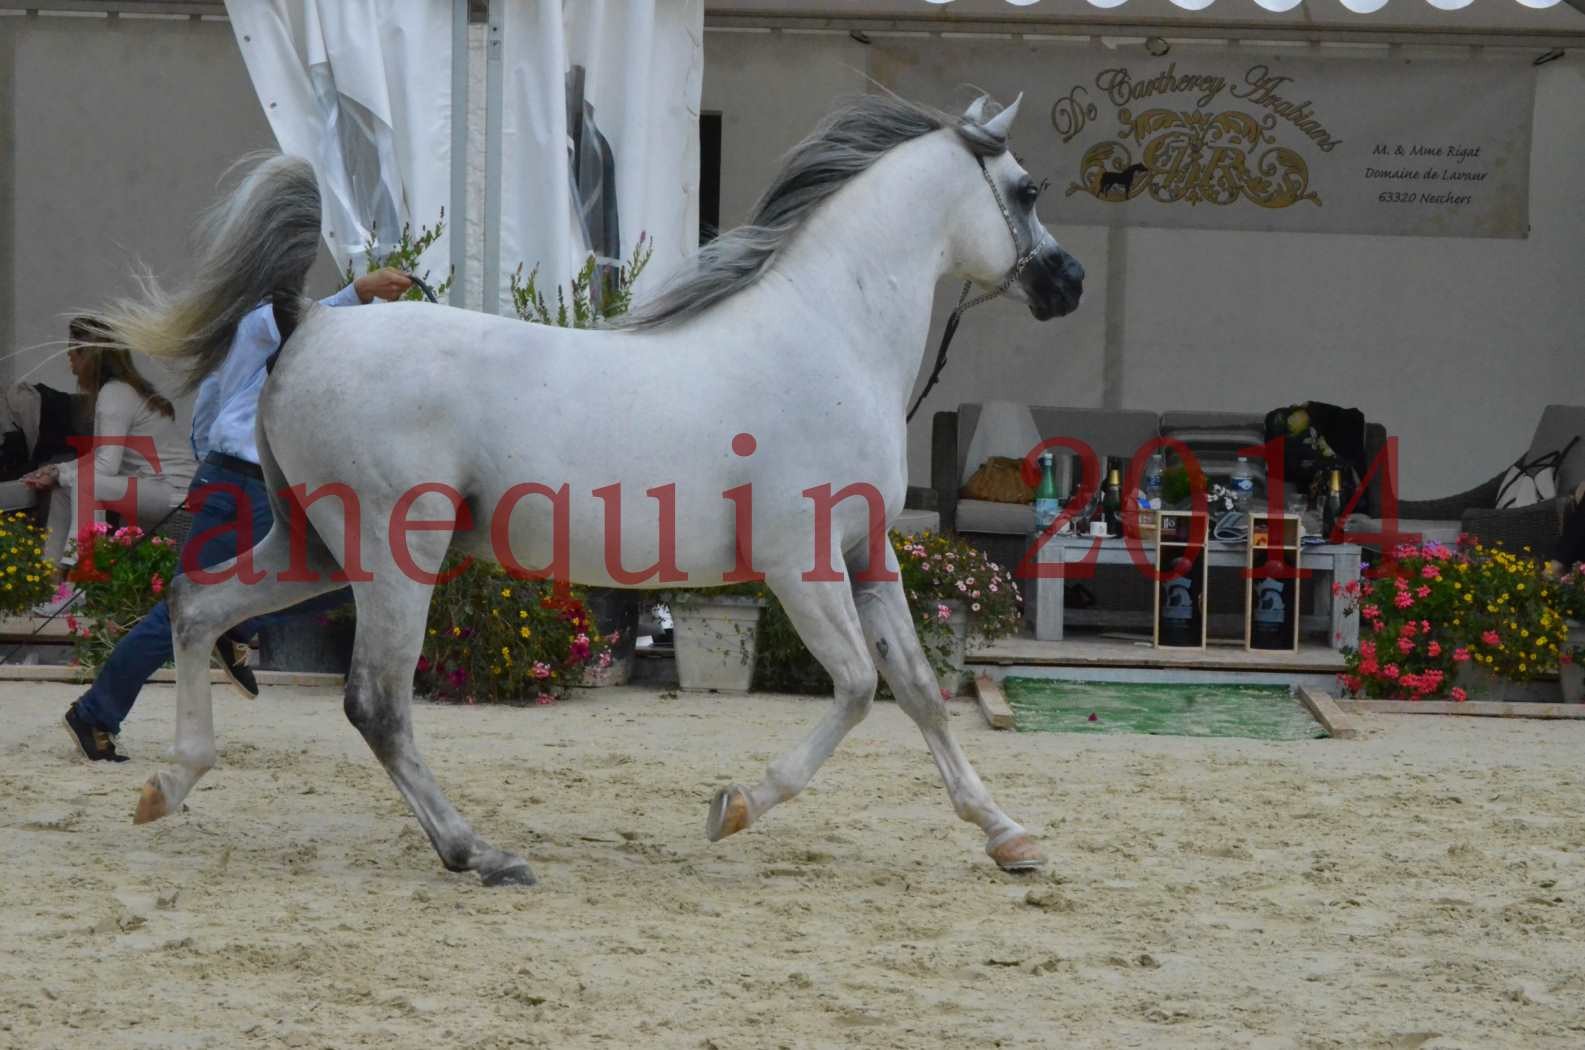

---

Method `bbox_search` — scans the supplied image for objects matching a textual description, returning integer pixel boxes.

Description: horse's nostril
[1066,259,1086,285]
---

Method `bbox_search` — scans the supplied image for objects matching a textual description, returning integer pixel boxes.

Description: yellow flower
[519,626,531,639]
[428,628,437,636]
[451,626,462,637]
[519,610,528,619]
[500,588,513,598]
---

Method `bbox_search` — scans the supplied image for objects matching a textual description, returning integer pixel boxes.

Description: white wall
[1,13,341,411]
[701,29,1585,499]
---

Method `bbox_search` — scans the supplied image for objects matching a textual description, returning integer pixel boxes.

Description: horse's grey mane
[614,93,1007,331]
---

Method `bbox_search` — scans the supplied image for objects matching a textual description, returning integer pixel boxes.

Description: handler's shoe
[63,702,127,763]
[213,633,259,700]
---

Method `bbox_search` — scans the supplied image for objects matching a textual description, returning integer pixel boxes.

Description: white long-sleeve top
[60,379,197,490]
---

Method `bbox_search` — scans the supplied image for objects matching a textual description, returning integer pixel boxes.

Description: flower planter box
[1563,620,1585,704]
[672,596,765,693]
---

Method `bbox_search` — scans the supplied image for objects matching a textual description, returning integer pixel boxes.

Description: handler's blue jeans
[74,461,347,734]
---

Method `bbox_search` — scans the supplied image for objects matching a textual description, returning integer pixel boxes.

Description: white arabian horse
[97,93,1084,886]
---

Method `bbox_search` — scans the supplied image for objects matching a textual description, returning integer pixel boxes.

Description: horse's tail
[87,153,322,393]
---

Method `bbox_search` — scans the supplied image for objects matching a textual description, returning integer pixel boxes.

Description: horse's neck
[755,135,965,399]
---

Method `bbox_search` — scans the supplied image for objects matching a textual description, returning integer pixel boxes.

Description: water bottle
[1231,456,1254,516]
[1033,451,1061,531]
[1143,451,1165,510]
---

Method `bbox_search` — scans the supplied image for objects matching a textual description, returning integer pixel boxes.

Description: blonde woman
[21,318,195,574]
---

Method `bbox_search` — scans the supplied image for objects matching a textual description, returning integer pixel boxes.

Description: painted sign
[872,42,1535,238]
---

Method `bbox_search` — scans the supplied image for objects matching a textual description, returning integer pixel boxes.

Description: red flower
[1481,630,1501,647]
[1427,641,1442,657]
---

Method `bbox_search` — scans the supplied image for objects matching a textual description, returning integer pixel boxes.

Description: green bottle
[1033,452,1060,531]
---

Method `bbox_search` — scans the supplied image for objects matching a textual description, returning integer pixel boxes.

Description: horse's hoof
[988,834,1045,873]
[481,862,537,888]
[706,784,752,842]
[133,780,169,825]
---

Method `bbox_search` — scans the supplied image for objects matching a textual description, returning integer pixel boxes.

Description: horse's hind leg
[139,526,341,823]
[706,570,876,842]
[343,553,534,887]
[851,546,1042,872]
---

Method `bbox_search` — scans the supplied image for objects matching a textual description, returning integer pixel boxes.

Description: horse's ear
[962,95,990,125]
[982,93,1022,139]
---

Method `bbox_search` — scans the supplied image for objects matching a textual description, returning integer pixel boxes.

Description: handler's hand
[354,267,414,304]
[21,465,58,491]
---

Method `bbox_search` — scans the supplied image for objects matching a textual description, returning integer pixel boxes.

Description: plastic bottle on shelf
[1230,457,1254,516]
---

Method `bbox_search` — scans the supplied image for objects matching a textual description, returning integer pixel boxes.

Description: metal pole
[481,0,504,315]
[448,0,468,308]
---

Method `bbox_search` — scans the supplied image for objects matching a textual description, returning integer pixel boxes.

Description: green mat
[1003,677,1326,741]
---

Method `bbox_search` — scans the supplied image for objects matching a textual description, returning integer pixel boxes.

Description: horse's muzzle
[1023,245,1085,321]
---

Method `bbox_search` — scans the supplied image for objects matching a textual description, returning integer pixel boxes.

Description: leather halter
[906,154,1046,423]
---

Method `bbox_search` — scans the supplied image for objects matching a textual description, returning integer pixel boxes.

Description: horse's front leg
[706,569,877,843]
[851,555,1043,872]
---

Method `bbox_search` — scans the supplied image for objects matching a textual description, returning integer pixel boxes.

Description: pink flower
[536,693,556,705]
[150,573,164,596]
[65,615,78,632]
[1415,585,1431,599]
[936,604,951,622]
[1421,565,1441,580]
[1450,687,1468,703]
[416,655,431,673]
[971,602,981,612]
[939,687,952,701]
[1331,582,1343,597]
[1400,622,1417,637]
[532,661,552,679]
[1453,647,1471,663]
[1393,591,1415,609]
[597,650,613,670]
[1427,641,1442,657]
[1362,604,1381,621]
[1383,663,1401,679]
[1359,640,1376,660]
[1481,630,1501,647]
[1397,637,1415,654]
[1360,657,1380,676]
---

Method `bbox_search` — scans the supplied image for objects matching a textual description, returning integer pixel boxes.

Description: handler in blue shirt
[63,268,412,762]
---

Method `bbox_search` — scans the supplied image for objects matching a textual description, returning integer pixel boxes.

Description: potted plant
[1339,538,1568,702]
[64,522,180,672]
[1557,563,1585,703]
[669,584,767,693]
[419,555,612,704]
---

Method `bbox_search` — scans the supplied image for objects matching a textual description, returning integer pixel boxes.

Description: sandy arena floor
[3,682,1585,1049]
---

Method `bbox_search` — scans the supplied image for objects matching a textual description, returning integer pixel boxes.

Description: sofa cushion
[957,401,1042,487]
[956,498,1036,536]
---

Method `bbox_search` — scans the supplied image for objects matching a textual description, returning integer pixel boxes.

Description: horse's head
[951,94,1084,321]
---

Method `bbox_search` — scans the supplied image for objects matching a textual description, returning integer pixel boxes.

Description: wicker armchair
[1398,473,1568,554]
[1396,405,1585,555]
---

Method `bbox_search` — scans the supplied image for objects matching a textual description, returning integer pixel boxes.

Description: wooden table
[1021,532,1362,650]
